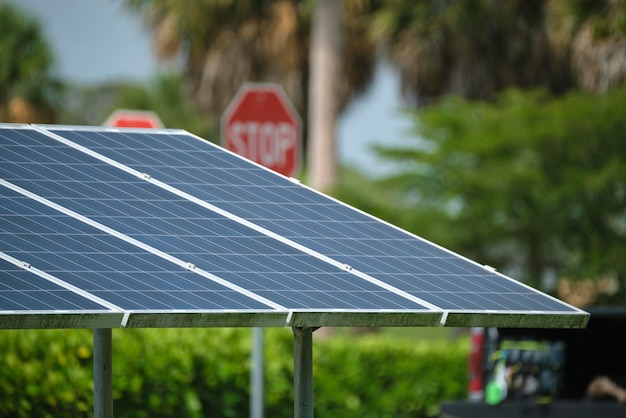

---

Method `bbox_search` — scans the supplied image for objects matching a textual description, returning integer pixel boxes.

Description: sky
[9,0,413,177]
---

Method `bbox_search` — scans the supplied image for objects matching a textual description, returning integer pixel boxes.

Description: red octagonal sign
[221,83,301,177]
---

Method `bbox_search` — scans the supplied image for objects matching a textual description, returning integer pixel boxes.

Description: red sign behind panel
[221,83,301,178]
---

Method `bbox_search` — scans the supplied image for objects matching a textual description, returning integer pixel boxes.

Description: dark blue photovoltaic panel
[0,258,106,311]
[0,127,430,311]
[0,187,271,311]
[46,127,580,314]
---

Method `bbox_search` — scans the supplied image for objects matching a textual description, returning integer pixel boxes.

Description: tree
[372,87,626,306]
[0,3,64,123]
[61,72,216,140]
[123,0,377,134]
[371,0,626,105]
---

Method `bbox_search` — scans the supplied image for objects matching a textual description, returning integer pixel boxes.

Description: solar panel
[34,124,587,328]
[0,124,588,329]
[0,125,442,328]
[0,254,125,328]
[0,179,290,328]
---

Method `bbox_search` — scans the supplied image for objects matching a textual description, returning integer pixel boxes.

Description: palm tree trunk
[307,0,343,192]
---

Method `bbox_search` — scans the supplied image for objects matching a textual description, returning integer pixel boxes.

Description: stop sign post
[221,83,301,177]
[103,109,164,129]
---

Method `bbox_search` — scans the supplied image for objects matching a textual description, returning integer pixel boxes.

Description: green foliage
[0,329,94,417]
[314,335,468,418]
[61,72,216,140]
[0,328,468,418]
[373,87,626,304]
[107,72,216,140]
[112,328,254,418]
[560,0,626,37]
[333,167,412,226]
[0,3,64,122]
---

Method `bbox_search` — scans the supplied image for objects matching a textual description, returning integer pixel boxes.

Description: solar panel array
[0,124,588,329]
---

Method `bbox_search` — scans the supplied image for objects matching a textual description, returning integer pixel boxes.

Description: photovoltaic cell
[43,127,584,318]
[0,258,106,311]
[0,127,432,314]
[0,186,272,312]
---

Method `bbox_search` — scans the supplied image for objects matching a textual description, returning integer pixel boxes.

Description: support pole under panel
[251,327,264,418]
[293,327,314,418]
[94,328,113,418]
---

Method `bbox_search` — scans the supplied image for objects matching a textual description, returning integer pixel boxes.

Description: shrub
[0,327,468,418]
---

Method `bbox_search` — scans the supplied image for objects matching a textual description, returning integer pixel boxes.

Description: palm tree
[124,0,377,136]
[0,3,64,123]
[371,0,626,105]
[550,0,626,92]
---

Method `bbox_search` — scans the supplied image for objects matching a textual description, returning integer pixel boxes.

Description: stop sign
[103,109,164,129]
[221,83,301,177]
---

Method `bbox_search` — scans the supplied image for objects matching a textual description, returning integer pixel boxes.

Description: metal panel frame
[0,311,124,329]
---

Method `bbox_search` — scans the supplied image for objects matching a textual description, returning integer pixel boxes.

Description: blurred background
[3,0,622,306]
[1,0,626,416]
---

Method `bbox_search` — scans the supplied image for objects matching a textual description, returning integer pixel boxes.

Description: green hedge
[0,328,468,417]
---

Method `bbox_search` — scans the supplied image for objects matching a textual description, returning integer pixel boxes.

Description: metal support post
[251,327,264,418]
[94,328,113,418]
[293,327,314,418]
